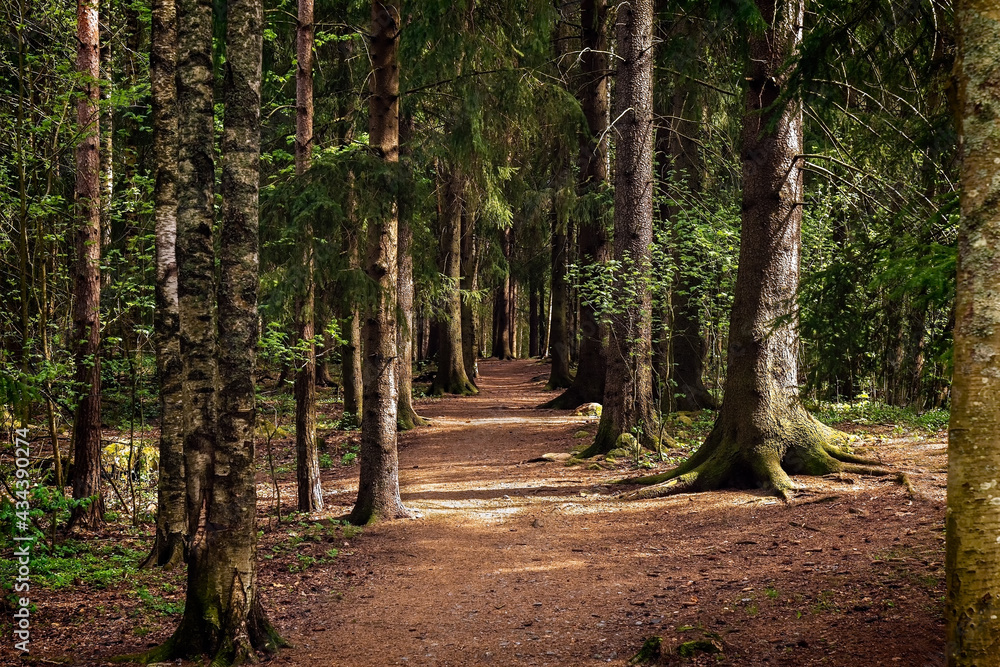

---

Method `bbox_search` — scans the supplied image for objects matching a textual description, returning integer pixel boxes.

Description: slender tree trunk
[546,211,572,388]
[508,276,517,357]
[341,226,364,419]
[70,0,104,528]
[584,0,657,456]
[946,4,1000,663]
[544,0,609,408]
[626,0,873,499]
[460,200,478,381]
[431,170,477,395]
[528,282,539,357]
[350,0,409,524]
[99,0,113,264]
[142,0,185,568]
[493,275,513,359]
[658,58,716,412]
[294,0,322,512]
[397,114,427,430]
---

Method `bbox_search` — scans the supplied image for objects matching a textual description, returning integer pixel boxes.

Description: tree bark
[546,211,572,388]
[460,198,479,381]
[293,0,322,512]
[528,281,539,357]
[341,225,364,419]
[946,3,1000,663]
[625,0,877,499]
[142,0,185,568]
[70,0,104,528]
[350,0,409,524]
[143,0,284,661]
[544,0,609,409]
[397,114,427,430]
[583,0,657,456]
[430,169,477,395]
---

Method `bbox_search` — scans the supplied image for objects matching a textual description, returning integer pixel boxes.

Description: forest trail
[270,359,947,667]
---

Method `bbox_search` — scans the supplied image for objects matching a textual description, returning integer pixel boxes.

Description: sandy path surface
[269,359,946,667]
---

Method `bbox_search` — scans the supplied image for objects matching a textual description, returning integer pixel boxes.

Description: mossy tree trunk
[293,0,322,512]
[350,0,409,524]
[144,0,285,661]
[625,0,881,500]
[583,0,657,457]
[70,0,104,528]
[143,0,185,568]
[431,169,477,395]
[544,0,609,409]
[946,2,1000,663]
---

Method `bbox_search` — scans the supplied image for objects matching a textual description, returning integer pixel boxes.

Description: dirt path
[269,359,947,667]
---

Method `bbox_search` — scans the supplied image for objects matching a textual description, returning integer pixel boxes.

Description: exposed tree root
[139,531,185,570]
[118,599,287,666]
[429,378,478,396]
[618,409,890,500]
[540,383,603,410]
[397,406,429,431]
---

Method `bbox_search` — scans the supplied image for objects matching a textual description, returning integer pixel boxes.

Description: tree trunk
[350,0,409,524]
[143,0,284,661]
[946,3,1000,663]
[583,0,657,457]
[658,57,716,413]
[528,282,539,357]
[99,0,113,263]
[625,0,876,499]
[460,200,479,381]
[431,170,477,395]
[341,226,363,419]
[142,0,185,568]
[508,276,518,357]
[293,0,322,512]
[544,0,609,409]
[397,114,427,431]
[70,0,104,528]
[546,212,572,388]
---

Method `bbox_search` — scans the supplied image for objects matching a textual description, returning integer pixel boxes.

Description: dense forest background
[5,0,997,664]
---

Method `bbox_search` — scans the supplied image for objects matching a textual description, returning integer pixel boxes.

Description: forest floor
[3,359,947,666]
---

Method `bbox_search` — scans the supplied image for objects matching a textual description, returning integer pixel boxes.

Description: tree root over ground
[618,409,890,500]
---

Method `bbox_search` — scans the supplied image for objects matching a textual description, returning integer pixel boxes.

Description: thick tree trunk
[350,0,409,524]
[626,0,877,499]
[946,3,1000,663]
[70,0,104,528]
[460,201,479,381]
[584,0,657,456]
[142,0,185,568]
[658,63,716,413]
[397,115,427,431]
[546,213,572,388]
[293,0,322,512]
[544,0,609,409]
[431,170,477,395]
[144,0,284,661]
